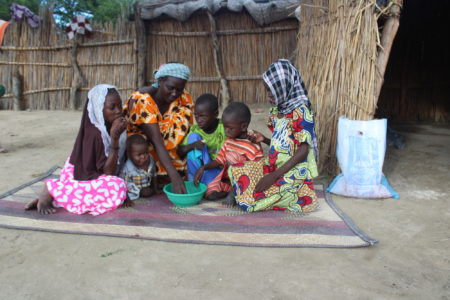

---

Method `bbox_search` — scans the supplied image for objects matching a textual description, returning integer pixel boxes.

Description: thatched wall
[0,15,136,110]
[296,0,385,174]
[145,9,298,104]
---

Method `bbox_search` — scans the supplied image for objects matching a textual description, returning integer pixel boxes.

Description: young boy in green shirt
[178,93,226,198]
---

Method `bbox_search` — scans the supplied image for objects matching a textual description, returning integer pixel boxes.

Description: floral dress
[229,104,319,212]
[124,91,193,175]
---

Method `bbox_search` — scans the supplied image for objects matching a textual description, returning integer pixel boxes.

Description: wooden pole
[134,3,147,88]
[206,10,231,108]
[69,39,83,110]
[374,0,403,103]
[12,66,23,111]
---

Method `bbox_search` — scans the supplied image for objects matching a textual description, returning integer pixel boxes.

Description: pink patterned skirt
[46,159,127,216]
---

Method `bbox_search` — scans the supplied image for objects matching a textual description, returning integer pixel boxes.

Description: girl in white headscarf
[25,84,128,215]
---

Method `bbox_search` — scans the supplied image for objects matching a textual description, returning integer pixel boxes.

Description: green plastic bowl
[163,181,207,207]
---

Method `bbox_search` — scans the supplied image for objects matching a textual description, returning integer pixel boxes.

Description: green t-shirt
[182,120,226,160]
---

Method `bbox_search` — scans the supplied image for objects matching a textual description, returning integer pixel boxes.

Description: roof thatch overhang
[137,0,299,25]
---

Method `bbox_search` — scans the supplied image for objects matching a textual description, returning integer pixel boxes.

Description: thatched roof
[137,0,299,25]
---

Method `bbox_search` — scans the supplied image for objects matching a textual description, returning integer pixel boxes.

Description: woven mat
[0,166,377,248]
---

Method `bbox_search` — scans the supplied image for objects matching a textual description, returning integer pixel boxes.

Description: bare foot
[37,193,56,215]
[121,198,134,208]
[24,198,38,210]
[25,185,56,214]
[224,192,236,208]
[205,191,228,201]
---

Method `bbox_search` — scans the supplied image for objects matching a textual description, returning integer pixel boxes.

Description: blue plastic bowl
[163,181,207,207]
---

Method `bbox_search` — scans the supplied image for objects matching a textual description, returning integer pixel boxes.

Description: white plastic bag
[327,117,399,199]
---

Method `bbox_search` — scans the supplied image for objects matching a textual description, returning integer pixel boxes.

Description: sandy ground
[0,110,449,300]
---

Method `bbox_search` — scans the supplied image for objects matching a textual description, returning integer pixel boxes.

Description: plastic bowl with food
[163,181,207,207]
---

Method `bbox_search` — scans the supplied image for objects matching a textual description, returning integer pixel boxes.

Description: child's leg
[204,167,231,200]
[186,133,221,184]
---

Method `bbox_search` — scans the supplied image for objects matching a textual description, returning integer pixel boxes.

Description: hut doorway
[376,0,450,123]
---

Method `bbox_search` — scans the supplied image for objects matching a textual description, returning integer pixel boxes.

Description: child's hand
[111,117,127,140]
[248,130,266,144]
[190,140,205,151]
[194,167,204,186]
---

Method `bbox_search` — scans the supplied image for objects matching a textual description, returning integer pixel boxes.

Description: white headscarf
[87,84,126,159]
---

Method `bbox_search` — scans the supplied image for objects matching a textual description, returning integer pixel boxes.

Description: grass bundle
[296,0,380,174]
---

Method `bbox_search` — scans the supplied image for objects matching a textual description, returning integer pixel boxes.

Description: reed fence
[0,12,136,110]
[0,8,298,111]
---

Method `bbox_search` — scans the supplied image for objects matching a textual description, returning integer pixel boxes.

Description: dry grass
[296,0,380,174]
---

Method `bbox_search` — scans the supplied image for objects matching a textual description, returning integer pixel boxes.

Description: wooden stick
[23,87,71,95]
[148,26,298,37]
[0,45,71,51]
[79,87,135,91]
[79,40,134,48]
[69,40,84,110]
[0,40,133,51]
[0,61,70,67]
[188,75,262,82]
[78,62,135,67]
[207,10,230,108]
[374,0,402,103]
[135,3,147,88]
[12,66,22,111]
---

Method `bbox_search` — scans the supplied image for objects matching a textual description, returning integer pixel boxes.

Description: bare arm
[254,143,309,193]
[140,123,187,194]
[194,160,222,185]
[177,140,204,158]
[103,117,127,175]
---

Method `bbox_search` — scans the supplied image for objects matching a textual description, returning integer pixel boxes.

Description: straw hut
[295,0,449,173]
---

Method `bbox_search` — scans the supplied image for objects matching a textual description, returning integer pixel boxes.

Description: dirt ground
[0,109,449,300]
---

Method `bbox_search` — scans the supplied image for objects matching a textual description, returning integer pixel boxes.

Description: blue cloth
[186,133,221,185]
[152,63,191,87]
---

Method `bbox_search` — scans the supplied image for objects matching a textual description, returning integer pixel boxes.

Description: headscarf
[152,63,191,88]
[69,84,126,180]
[263,59,319,160]
[262,59,310,115]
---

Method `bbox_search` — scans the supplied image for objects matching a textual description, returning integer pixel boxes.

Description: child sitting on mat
[194,102,263,200]
[120,134,157,202]
[178,93,226,194]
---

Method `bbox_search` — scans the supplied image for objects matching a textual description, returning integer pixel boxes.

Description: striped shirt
[215,138,263,167]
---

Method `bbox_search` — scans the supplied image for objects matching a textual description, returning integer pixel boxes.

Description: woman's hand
[254,173,277,193]
[194,166,204,186]
[110,117,127,140]
[171,176,187,194]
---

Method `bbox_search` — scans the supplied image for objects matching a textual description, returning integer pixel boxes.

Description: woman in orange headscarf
[124,63,193,194]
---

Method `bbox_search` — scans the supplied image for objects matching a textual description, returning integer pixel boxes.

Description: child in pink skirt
[25,84,128,215]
